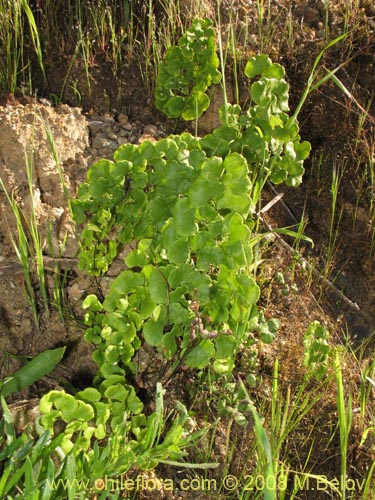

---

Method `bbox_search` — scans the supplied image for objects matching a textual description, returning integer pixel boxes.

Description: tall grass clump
[0,0,45,94]
[0,121,73,327]
[0,0,198,100]
[0,153,49,328]
[0,174,39,327]
[0,0,24,93]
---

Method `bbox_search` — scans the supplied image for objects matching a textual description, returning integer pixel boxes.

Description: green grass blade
[239,377,276,500]
[21,0,46,83]
[2,460,27,496]
[41,457,55,500]
[289,33,349,127]
[335,351,352,500]
[1,346,65,398]
[0,463,12,496]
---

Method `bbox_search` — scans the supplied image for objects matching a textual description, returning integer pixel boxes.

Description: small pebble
[143,124,158,136]
[106,131,118,141]
[92,135,112,149]
[117,136,129,145]
[138,133,156,144]
[118,113,128,125]
[123,122,133,131]
[88,120,106,134]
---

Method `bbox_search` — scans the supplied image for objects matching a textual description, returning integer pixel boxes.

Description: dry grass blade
[326,69,375,126]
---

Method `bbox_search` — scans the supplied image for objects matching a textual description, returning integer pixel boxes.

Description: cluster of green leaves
[1,388,197,499]
[73,134,275,379]
[201,54,311,192]
[154,18,221,120]
[40,134,281,458]
[303,320,332,381]
[215,380,256,426]
[40,382,193,470]
[36,20,311,480]
[0,400,66,500]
